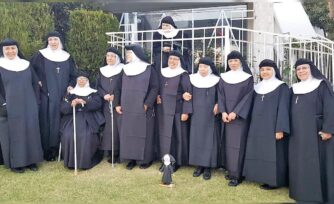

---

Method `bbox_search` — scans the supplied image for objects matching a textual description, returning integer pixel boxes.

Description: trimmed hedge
[67,9,119,78]
[0,3,54,59]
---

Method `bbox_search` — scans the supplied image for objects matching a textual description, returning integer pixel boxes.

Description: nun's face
[106,52,117,65]
[296,64,311,81]
[260,66,274,80]
[125,50,133,63]
[48,37,61,50]
[77,76,88,88]
[168,55,180,69]
[228,59,241,71]
[3,45,17,60]
[198,64,209,77]
[161,23,172,31]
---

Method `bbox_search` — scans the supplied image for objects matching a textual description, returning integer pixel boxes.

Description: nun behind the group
[118,44,159,170]
[153,16,192,74]
[188,57,221,180]
[60,73,104,170]
[289,59,334,204]
[243,59,289,190]
[0,39,43,173]
[30,31,77,161]
[96,47,124,163]
[157,50,192,170]
[218,50,254,186]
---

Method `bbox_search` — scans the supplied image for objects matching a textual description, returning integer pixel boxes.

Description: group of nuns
[0,15,333,204]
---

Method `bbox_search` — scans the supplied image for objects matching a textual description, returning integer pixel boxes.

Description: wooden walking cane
[109,101,115,168]
[73,105,78,175]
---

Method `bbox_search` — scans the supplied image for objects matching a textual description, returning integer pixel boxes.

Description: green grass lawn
[0,159,294,203]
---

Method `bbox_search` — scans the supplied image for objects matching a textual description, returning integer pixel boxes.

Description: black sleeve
[321,81,334,134]
[144,67,159,108]
[83,93,103,112]
[96,73,107,98]
[60,94,74,115]
[29,52,42,82]
[275,84,291,134]
[68,57,78,87]
[233,77,254,119]
[113,73,122,107]
[0,73,6,105]
[181,73,193,114]
[217,79,227,113]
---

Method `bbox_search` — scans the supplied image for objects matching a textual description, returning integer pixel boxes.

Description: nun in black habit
[96,47,124,163]
[60,74,104,170]
[157,50,192,171]
[30,31,77,161]
[289,59,334,204]
[0,39,43,173]
[189,57,221,180]
[153,16,192,74]
[243,59,290,190]
[218,50,254,186]
[116,44,159,170]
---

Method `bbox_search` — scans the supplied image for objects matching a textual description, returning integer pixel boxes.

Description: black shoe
[11,167,24,173]
[260,184,278,190]
[193,167,204,177]
[139,162,152,169]
[28,164,38,171]
[126,161,136,170]
[173,164,180,172]
[228,179,241,187]
[107,157,120,164]
[225,174,232,180]
[203,168,211,180]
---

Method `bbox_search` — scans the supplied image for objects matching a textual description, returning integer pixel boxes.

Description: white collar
[39,46,70,62]
[157,27,179,38]
[100,63,124,78]
[220,67,252,84]
[70,82,97,97]
[292,76,323,94]
[161,65,186,78]
[190,73,220,88]
[254,68,284,94]
[123,51,150,76]
[0,56,29,72]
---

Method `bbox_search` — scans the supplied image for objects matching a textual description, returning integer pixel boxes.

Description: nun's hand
[67,86,74,93]
[144,104,148,112]
[116,106,122,114]
[222,112,229,123]
[213,104,218,115]
[38,81,42,87]
[228,112,237,121]
[71,99,78,107]
[275,132,284,140]
[320,132,332,141]
[183,92,192,101]
[157,95,162,104]
[104,94,114,101]
[181,114,189,121]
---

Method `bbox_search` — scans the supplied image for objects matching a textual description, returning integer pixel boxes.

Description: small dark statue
[159,154,175,187]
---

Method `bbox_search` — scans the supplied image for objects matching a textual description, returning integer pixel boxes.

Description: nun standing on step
[289,59,334,204]
[243,59,290,190]
[0,39,43,173]
[218,50,254,187]
[157,50,192,172]
[188,57,221,180]
[96,47,124,164]
[116,44,159,170]
[30,31,77,161]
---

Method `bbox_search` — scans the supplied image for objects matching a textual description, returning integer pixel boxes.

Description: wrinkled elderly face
[296,64,311,81]
[77,76,88,88]
[48,37,61,50]
[163,154,170,165]
[126,50,133,63]
[106,52,117,65]
[161,23,172,31]
[198,63,210,77]
[168,55,180,69]
[260,66,274,80]
[227,58,241,71]
[3,45,17,60]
